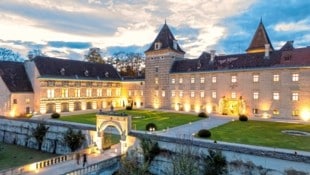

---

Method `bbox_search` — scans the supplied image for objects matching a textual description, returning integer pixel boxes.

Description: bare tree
[0,48,24,62]
[84,47,105,64]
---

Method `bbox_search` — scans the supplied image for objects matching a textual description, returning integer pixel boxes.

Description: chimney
[210,50,216,64]
[264,44,270,59]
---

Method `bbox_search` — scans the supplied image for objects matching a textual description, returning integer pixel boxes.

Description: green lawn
[58,109,201,130]
[0,143,57,170]
[209,120,310,151]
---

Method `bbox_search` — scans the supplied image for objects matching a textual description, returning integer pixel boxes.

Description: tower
[144,22,185,109]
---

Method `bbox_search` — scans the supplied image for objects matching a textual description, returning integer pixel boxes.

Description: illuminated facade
[144,21,310,120]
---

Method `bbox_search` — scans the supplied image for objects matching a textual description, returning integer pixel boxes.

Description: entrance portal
[96,113,131,154]
[218,96,246,116]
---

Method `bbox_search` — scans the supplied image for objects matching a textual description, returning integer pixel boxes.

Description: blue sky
[0,0,309,60]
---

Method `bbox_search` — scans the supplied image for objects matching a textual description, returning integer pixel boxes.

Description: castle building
[0,20,309,120]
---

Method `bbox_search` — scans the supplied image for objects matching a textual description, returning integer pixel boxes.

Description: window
[47,81,55,87]
[171,90,175,97]
[155,90,159,97]
[25,98,30,104]
[61,88,68,98]
[191,77,195,84]
[134,90,137,96]
[140,90,143,96]
[13,99,17,104]
[231,75,237,83]
[75,89,80,97]
[253,74,259,82]
[273,74,279,82]
[97,89,102,97]
[154,42,162,50]
[231,92,236,99]
[116,89,121,96]
[86,89,92,97]
[273,92,279,100]
[155,67,159,72]
[155,77,159,84]
[107,89,112,97]
[128,90,132,96]
[212,91,216,99]
[212,76,216,83]
[179,78,183,84]
[292,110,299,116]
[162,90,165,97]
[190,91,195,98]
[173,40,178,49]
[273,109,279,115]
[200,91,205,98]
[47,89,55,98]
[292,92,299,101]
[292,73,299,82]
[253,92,259,100]
[75,82,81,87]
[62,81,69,86]
[200,77,205,83]
[171,78,175,84]
[179,90,183,97]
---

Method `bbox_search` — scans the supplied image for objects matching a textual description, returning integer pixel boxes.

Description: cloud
[274,18,310,32]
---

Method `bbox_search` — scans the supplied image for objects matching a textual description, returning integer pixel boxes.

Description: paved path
[23,144,121,175]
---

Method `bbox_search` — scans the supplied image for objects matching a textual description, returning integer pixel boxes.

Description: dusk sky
[0,0,309,60]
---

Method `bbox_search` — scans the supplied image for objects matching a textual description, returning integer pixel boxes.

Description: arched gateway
[96,113,131,154]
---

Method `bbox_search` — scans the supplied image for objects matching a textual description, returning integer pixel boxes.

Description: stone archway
[96,114,131,154]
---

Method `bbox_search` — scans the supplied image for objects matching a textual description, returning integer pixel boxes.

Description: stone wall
[129,131,310,175]
[0,117,96,154]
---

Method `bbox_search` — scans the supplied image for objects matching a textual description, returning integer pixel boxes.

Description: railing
[63,155,121,175]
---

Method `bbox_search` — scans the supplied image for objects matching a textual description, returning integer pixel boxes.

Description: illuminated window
[140,90,143,96]
[179,90,183,97]
[97,89,102,97]
[292,73,299,82]
[212,76,216,83]
[134,90,137,96]
[190,91,195,98]
[253,92,259,100]
[171,90,176,97]
[273,109,279,115]
[273,74,279,82]
[47,89,55,98]
[128,90,132,96]
[155,90,159,97]
[292,110,299,116]
[191,77,195,84]
[231,75,237,83]
[200,77,205,83]
[116,89,121,96]
[171,78,175,84]
[179,78,183,84]
[231,92,236,99]
[74,89,80,97]
[155,77,159,84]
[273,92,279,100]
[212,91,216,99]
[200,91,205,98]
[162,90,165,97]
[292,92,299,101]
[86,89,92,97]
[25,98,30,104]
[253,74,259,82]
[107,89,112,97]
[61,88,68,98]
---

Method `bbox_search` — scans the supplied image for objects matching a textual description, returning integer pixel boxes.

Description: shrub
[64,128,85,152]
[145,123,157,131]
[126,106,132,110]
[51,113,60,119]
[197,129,211,138]
[198,112,208,118]
[239,114,248,121]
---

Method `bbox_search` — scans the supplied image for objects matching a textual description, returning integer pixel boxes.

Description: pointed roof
[145,23,185,54]
[280,41,294,51]
[246,20,274,53]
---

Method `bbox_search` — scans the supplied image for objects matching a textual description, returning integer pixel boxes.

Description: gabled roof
[33,56,121,81]
[280,41,294,51]
[0,61,33,92]
[246,20,274,53]
[145,23,185,54]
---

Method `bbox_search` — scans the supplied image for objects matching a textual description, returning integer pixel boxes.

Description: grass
[0,142,57,170]
[58,109,201,130]
[208,120,310,151]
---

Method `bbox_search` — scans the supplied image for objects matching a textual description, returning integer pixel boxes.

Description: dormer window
[60,68,65,76]
[154,42,162,50]
[173,40,178,50]
[84,70,89,76]
[105,72,109,78]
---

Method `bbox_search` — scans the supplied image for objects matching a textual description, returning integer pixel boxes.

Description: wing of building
[0,20,309,120]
